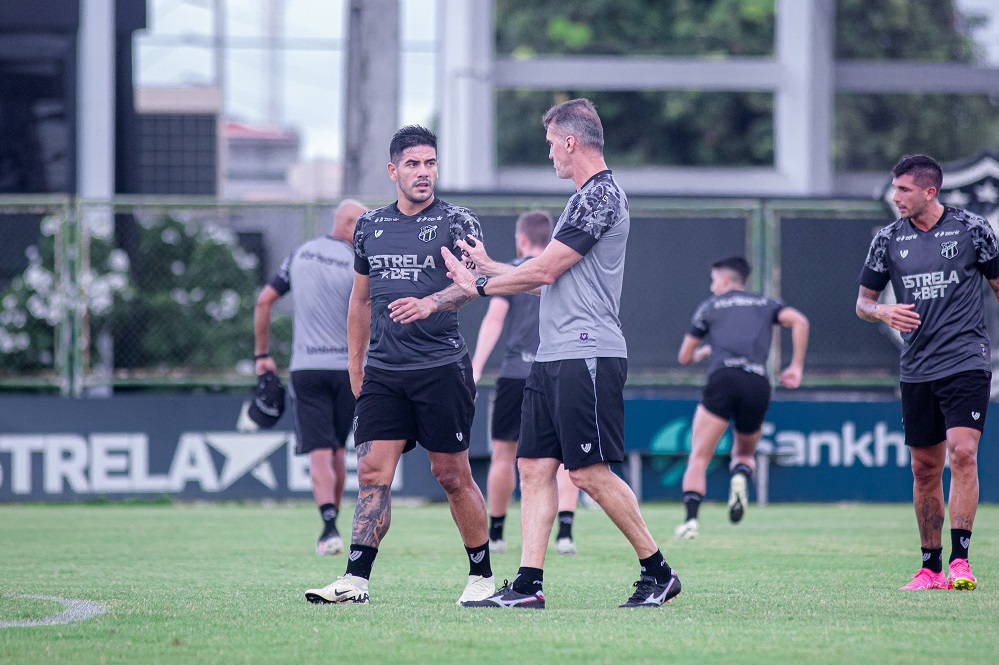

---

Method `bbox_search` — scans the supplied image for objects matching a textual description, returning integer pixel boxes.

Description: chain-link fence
[1,194,935,394]
[0,196,74,392]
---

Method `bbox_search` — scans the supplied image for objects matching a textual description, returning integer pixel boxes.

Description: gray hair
[542,98,604,151]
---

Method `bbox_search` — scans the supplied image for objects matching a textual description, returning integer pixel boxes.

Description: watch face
[475,277,488,287]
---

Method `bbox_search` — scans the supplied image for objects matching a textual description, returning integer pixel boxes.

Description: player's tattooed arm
[387,283,477,325]
[856,286,920,333]
[427,283,477,311]
[352,483,391,547]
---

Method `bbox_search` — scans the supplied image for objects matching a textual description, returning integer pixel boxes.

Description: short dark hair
[542,98,604,150]
[389,125,437,163]
[711,256,751,283]
[892,154,943,191]
[515,210,553,248]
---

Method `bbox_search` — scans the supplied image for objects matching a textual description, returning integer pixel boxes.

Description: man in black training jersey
[469,210,581,556]
[304,125,494,606]
[254,199,368,557]
[858,154,999,591]
[674,256,809,540]
[413,99,682,609]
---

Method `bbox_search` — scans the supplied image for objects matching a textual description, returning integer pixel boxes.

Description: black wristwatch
[475,276,489,297]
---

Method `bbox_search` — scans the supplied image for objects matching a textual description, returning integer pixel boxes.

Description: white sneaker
[457,575,496,605]
[316,534,344,556]
[305,574,369,604]
[555,537,577,555]
[728,473,748,524]
[674,518,699,540]
[489,538,506,553]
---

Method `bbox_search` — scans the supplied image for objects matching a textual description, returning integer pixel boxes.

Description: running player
[304,125,494,606]
[673,256,809,539]
[419,99,681,609]
[254,199,368,556]
[469,210,581,556]
[857,154,999,591]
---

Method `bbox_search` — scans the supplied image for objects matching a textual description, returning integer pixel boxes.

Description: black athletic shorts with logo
[491,377,527,442]
[701,367,772,434]
[519,357,626,471]
[901,369,991,448]
[290,369,355,454]
[352,354,475,454]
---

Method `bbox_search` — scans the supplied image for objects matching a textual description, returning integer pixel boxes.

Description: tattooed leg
[910,443,946,548]
[351,439,406,548]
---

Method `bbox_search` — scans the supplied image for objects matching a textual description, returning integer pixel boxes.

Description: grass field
[2,500,998,664]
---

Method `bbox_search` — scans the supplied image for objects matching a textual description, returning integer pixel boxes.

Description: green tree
[494,0,999,172]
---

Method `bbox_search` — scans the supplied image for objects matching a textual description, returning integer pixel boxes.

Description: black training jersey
[354,198,483,370]
[689,290,786,378]
[496,256,541,379]
[859,206,999,382]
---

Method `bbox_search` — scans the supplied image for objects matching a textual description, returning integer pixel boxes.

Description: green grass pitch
[2,501,997,664]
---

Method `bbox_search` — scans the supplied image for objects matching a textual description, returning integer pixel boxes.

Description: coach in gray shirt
[425,98,681,609]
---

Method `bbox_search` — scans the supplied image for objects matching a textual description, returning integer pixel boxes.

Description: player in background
[857,154,999,591]
[254,199,368,556]
[674,257,809,539]
[305,125,494,606]
[469,210,581,556]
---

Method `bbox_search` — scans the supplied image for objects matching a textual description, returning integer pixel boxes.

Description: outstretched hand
[442,247,478,295]
[455,235,491,273]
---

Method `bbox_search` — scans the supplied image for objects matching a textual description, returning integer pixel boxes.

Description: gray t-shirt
[536,170,629,362]
[689,290,786,378]
[353,198,483,371]
[859,206,999,382]
[269,236,353,371]
[496,256,540,379]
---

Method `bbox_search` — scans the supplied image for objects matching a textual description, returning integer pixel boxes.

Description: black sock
[319,503,338,536]
[921,546,943,574]
[511,566,544,595]
[489,515,505,541]
[639,550,673,584]
[682,491,703,521]
[950,529,972,562]
[465,542,492,578]
[345,544,378,580]
[556,511,574,540]
[732,463,753,480]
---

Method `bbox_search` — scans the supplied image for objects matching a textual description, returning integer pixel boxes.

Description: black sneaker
[460,580,545,609]
[619,572,681,608]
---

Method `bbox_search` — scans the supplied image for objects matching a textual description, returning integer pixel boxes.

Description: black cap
[246,371,286,429]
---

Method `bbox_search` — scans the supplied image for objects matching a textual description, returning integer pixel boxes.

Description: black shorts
[491,377,527,442]
[901,369,991,448]
[352,354,475,454]
[290,369,355,455]
[519,357,626,471]
[701,367,772,434]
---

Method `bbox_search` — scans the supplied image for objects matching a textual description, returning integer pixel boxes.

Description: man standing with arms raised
[304,125,494,606]
[396,99,680,608]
